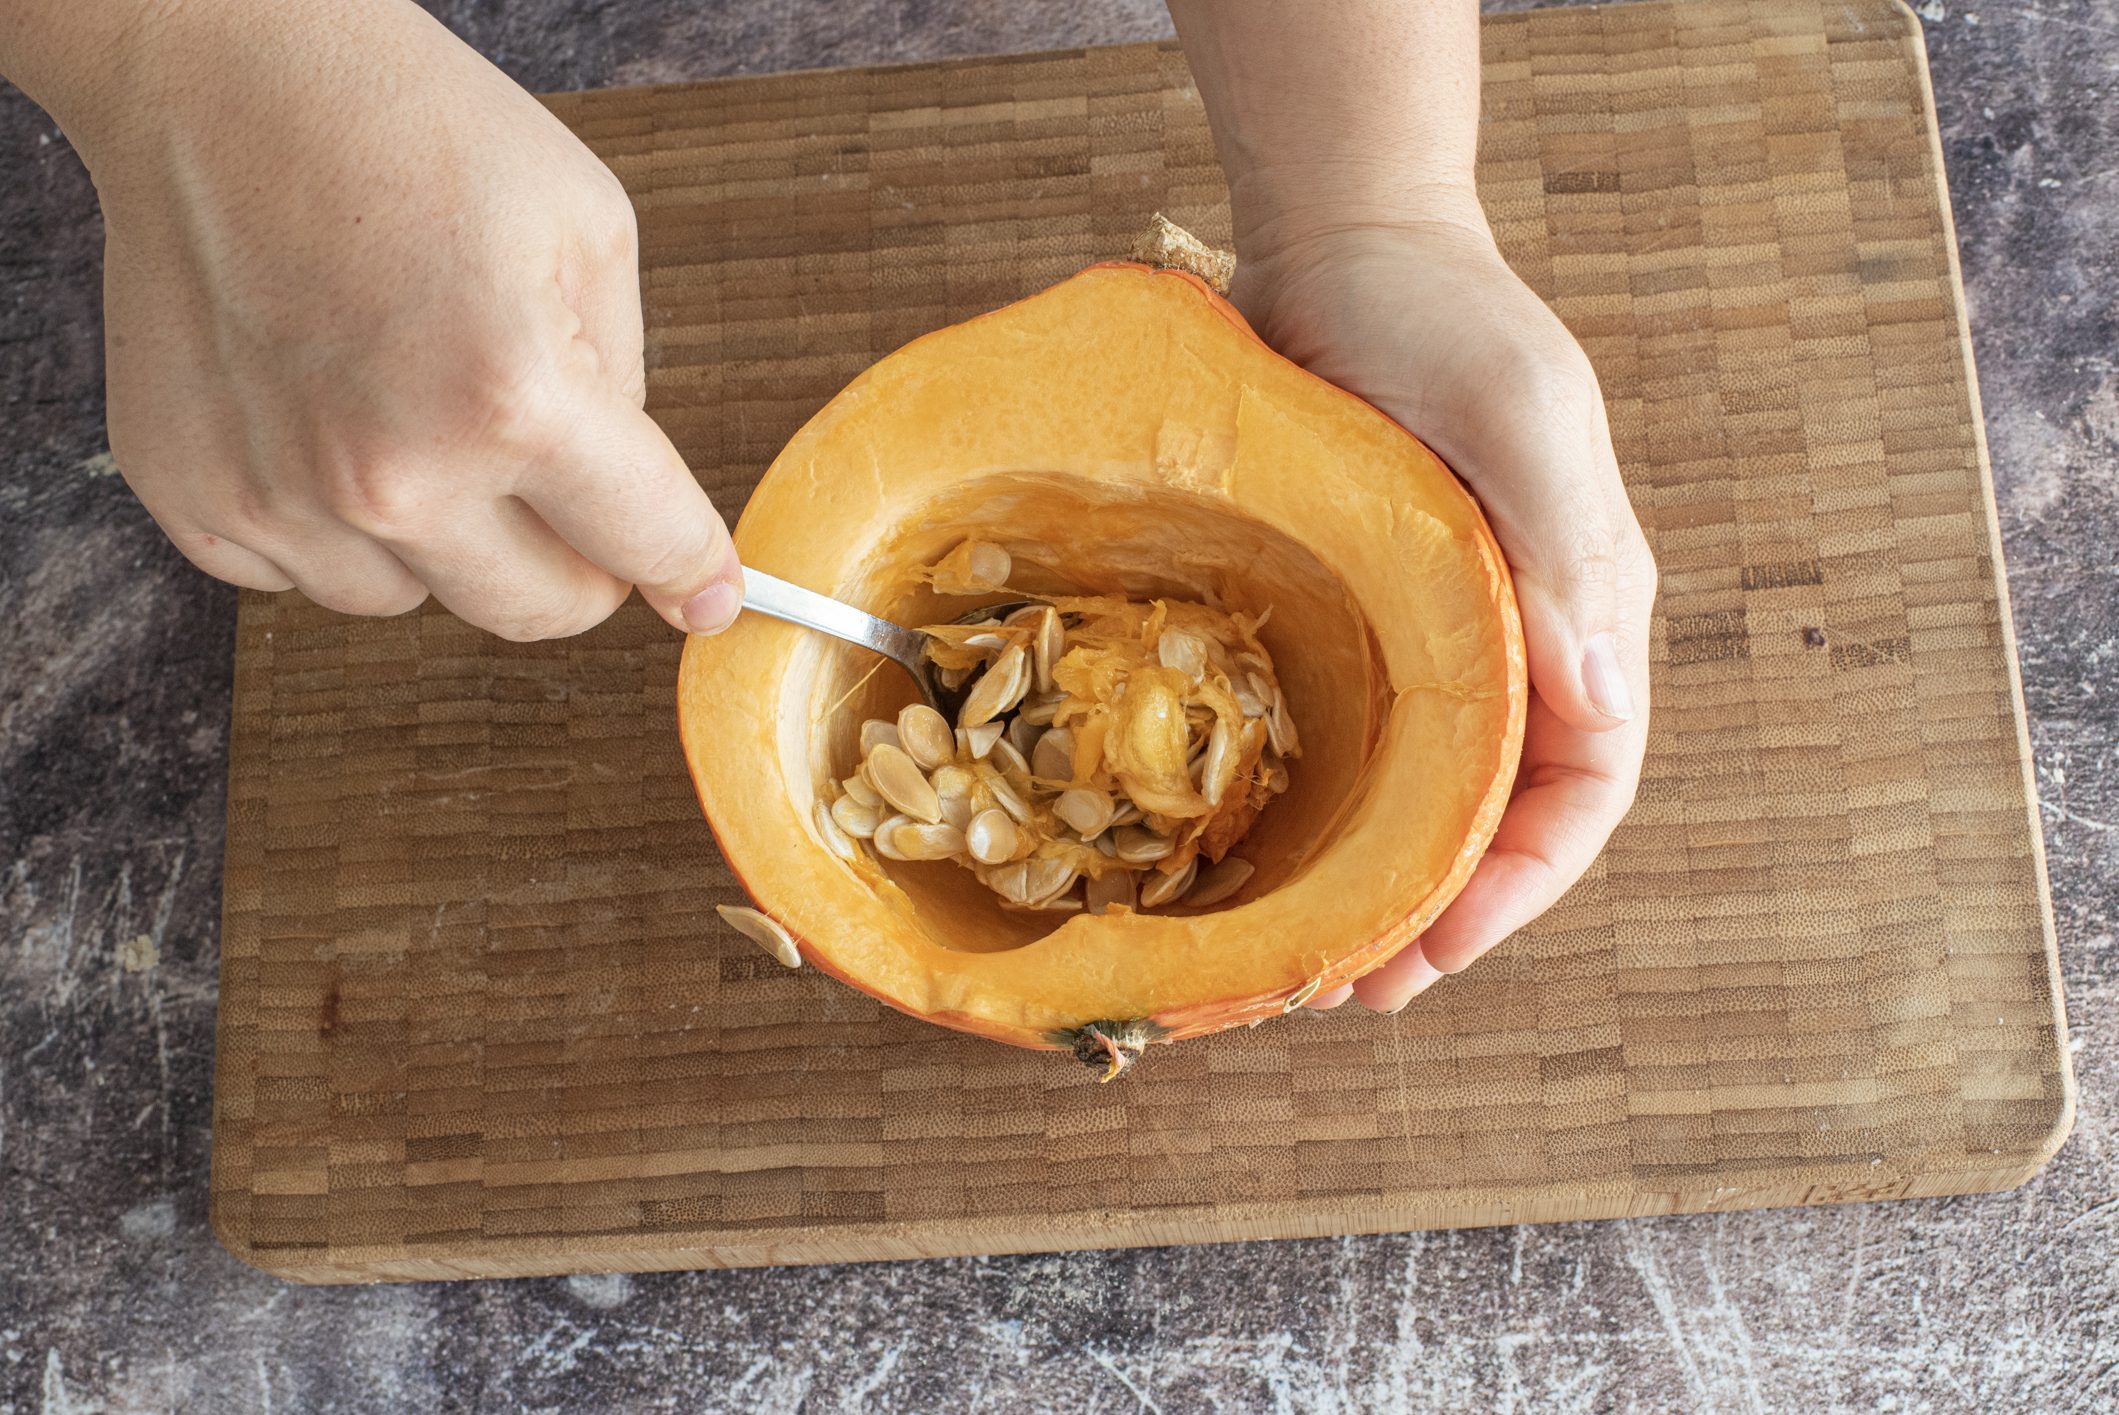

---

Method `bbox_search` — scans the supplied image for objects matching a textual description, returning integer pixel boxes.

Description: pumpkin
[679,252,1526,1077]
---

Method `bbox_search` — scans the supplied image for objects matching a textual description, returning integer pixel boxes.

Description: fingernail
[1581,632,1635,722]
[682,578,743,635]
[1382,955,1445,1014]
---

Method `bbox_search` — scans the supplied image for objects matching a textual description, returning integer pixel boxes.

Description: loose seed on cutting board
[716,904,802,968]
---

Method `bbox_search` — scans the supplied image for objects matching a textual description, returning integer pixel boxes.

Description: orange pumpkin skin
[680,261,1527,1072]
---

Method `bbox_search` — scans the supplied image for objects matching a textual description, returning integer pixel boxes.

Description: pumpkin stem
[1052,1018,1169,1082]
[1134,215,1236,295]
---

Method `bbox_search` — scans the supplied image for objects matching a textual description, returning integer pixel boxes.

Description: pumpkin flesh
[679,264,1526,1055]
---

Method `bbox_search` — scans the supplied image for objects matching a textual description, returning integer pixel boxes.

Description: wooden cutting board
[210,0,2072,1283]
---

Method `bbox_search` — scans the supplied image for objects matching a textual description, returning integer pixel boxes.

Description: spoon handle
[737,567,936,702]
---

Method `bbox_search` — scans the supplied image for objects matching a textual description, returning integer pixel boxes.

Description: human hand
[1233,209,1657,1011]
[46,0,742,639]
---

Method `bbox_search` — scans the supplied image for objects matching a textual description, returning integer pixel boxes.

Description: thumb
[515,386,746,635]
[1441,394,1650,735]
[1511,499,1639,734]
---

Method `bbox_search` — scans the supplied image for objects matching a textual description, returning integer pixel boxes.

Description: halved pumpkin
[679,259,1526,1075]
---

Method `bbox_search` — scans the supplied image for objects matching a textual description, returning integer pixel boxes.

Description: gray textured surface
[1,2,2113,1411]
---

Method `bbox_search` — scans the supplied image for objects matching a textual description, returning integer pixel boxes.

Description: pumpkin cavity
[825,541,1298,917]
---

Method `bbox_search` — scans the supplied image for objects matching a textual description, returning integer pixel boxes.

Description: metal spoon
[737,566,1040,717]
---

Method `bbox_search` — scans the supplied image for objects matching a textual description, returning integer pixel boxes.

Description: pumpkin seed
[1017,690,1065,727]
[932,764,978,832]
[962,541,1012,590]
[1233,678,1272,718]
[988,737,1033,789]
[1031,726,1075,783]
[983,859,1033,903]
[715,904,801,969]
[982,770,1035,825]
[1184,856,1254,907]
[959,643,1030,728]
[1023,892,1084,913]
[1006,712,1042,759]
[841,773,881,808]
[869,813,916,859]
[1054,787,1115,838]
[958,721,1004,760]
[1109,803,1145,829]
[1201,716,1238,807]
[1270,691,1300,756]
[1085,870,1136,914]
[965,808,1019,865]
[830,793,884,840]
[898,704,957,770]
[1283,978,1323,1012]
[1020,855,1079,904]
[985,857,1073,905]
[866,743,942,823]
[1265,758,1290,794]
[814,799,862,862]
[883,820,966,861]
[1139,855,1198,908]
[1157,629,1209,681]
[1034,607,1065,692]
[860,718,902,754]
[1112,825,1174,865]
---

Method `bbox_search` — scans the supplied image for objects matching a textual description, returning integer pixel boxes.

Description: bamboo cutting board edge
[214,1152,2061,1284]
[1900,4,2075,1146]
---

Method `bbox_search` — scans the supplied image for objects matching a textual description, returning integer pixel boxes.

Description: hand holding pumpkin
[1170,0,1657,1007]
[1235,216,1657,1011]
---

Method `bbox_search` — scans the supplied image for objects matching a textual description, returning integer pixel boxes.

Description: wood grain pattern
[210,0,2072,1283]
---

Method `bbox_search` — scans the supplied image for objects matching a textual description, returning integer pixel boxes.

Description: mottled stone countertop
[2,2,2113,1411]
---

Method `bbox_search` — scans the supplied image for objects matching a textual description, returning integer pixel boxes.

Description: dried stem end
[1049,1017,1171,1081]
[1134,214,1236,295]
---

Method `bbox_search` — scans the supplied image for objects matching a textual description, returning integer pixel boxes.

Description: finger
[1352,691,1646,1012]
[1304,983,1356,1011]
[1444,371,1649,737]
[124,468,300,591]
[163,525,297,593]
[258,525,430,618]
[567,216,649,410]
[1355,949,1443,1014]
[514,386,742,636]
[390,495,631,642]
